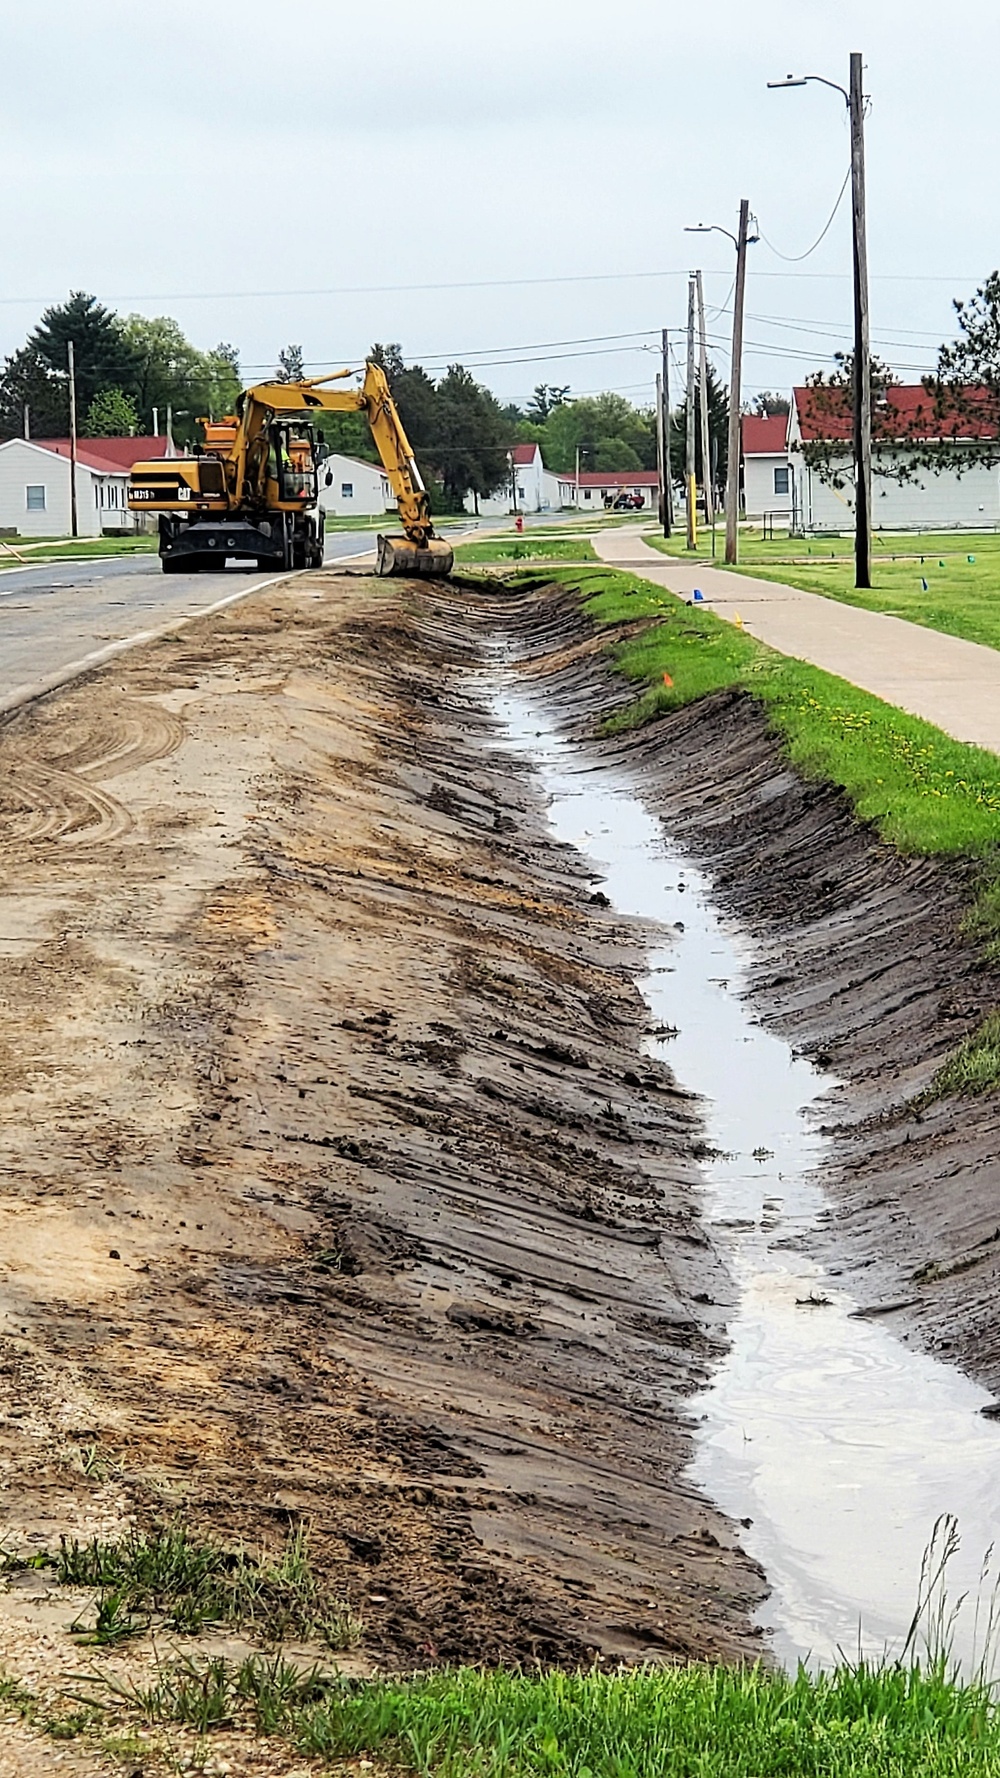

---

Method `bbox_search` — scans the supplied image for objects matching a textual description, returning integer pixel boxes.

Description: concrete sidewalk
[594,529,1000,756]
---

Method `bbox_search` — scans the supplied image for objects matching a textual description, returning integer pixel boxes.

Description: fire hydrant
[514,513,524,534]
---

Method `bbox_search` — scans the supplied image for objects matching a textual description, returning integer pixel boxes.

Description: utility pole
[695,269,713,528]
[574,441,581,511]
[22,404,29,442]
[685,276,697,550]
[661,327,672,536]
[724,199,750,566]
[768,58,871,588]
[166,402,173,446]
[153,405,159,437]
[67,340,79,540]
[850,50,872,590]
[655,371,666,532]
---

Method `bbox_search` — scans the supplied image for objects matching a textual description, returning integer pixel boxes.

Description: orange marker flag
[662,672,674,687]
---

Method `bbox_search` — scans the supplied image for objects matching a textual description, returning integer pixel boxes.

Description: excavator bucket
[376,534,454,579]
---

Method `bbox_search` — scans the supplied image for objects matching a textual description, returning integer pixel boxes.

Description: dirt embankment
[0,568,768,1722]
[492,575,1000,1397]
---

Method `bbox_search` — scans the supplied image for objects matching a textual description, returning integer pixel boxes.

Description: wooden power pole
[685,276,697,550]
[67,340,79,540]
[850,50,872,590]
[724,200,751,566]
[695,269,713,528]
[655,372,666,532]
[661,327,673,536]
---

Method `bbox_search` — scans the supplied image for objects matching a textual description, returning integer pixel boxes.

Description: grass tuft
[6,1521,362,1650]
[930,1011,1000,1098]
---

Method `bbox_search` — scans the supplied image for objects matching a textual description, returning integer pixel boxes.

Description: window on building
[773,465,790,495]
[25,485,46,512]
[340,482,354,498]
[583,488,592,500]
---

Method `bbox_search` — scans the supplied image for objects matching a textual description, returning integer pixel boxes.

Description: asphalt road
[0,529,380,709]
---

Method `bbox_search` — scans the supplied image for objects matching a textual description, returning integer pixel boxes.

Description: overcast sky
[2,0,998,413]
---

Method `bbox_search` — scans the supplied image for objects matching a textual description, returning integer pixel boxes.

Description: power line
[758,167,852,263]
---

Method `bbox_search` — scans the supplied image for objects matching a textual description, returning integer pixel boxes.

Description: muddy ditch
[465,571,1000,1664]
[0,563,998,1734]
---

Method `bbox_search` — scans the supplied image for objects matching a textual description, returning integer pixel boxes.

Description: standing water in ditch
[490,676,1000,1673]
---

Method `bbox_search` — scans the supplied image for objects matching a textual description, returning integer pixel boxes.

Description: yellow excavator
[127,360,454,577]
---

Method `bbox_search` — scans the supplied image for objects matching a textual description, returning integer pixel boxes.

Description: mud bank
[484,575,1000,1397]
[0,569,768,1712]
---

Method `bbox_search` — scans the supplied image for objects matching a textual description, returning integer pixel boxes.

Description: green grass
[454,537,597,564]
[556,566,1000,857]
[930,1012,1000,1097]
[63,1655,1000,1775]
[2,1522,361,1650]
[644,528,1000,656]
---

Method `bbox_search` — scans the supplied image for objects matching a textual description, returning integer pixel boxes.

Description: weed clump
[930,1011,1000,1098]
[4,1522,361,1650]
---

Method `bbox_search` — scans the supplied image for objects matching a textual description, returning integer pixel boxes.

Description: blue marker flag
[693,589,704,602]
[921,577,929,591]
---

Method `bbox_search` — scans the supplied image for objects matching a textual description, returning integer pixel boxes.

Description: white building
[789,384,1000,531]
[572,469,659,512]
[317,452,392,518]
[464,443,549,517]
[0,436,173,536]
[742,413,792,520]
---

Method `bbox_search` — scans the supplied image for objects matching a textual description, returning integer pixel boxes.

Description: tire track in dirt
[0,571,767,1711]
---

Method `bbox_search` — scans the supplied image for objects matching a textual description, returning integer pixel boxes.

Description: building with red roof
[742,412,792,520]
[0,433,173,537]
[788,383,1000,532]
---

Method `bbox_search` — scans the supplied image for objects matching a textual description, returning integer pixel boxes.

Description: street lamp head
[684,225,712,233]
[767,75,808,87]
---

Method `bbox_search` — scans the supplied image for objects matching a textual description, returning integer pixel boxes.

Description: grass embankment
[0,535,157,565]
[644,529,1000,655]
[23,1654,1000,1773]
[454,537,596,564]
[542,566,1000,1095]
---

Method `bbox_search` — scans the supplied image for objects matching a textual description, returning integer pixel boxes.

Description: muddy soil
[0,570,773,1771]
[493,576,1000,1396]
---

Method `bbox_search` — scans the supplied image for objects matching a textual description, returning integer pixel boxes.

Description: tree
[539,392,657,472]
[796,353,903,488]
[593,437,642,472]
[276,343,305,383]
[84,387,139,436]
[434,364,509,506]
[752,391,790,417]
[919,273,1000,471]
[669,363,729,492]
[120,315,242,440]
[0,343,67,437]
[33,292,140,418]
[526,383,571,422]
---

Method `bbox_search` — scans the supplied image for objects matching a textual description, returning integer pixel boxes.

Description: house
[317,452,392,518]
[571,469,660,512]
[0,433,173,537]
[742,413,792,520]
[464,443,549,518]
[789,384,1000,531]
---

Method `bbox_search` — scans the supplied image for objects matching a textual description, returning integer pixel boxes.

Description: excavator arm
[239,363,453,576]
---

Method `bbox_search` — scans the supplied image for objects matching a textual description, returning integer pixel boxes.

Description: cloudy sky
[2,0,998,413]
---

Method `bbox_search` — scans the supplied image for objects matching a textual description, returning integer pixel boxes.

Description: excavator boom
[128,361,453,578]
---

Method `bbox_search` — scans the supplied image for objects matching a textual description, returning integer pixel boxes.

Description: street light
[685,205,757,564]
[769,55,871,590]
